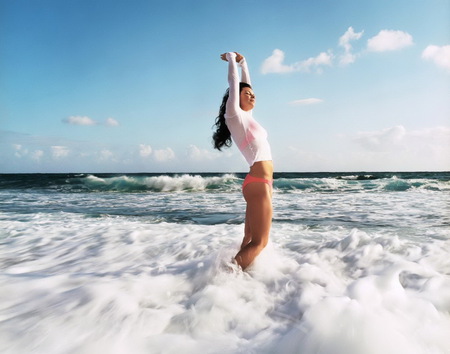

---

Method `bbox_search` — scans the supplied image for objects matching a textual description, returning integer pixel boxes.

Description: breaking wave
[0,172,448,193]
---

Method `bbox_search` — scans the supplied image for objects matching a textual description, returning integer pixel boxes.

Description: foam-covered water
[0,172,449,353]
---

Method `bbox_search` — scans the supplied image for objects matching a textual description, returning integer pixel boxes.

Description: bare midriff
[249,160,273,180]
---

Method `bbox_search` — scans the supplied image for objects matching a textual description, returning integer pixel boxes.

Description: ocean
[0,172,449,354]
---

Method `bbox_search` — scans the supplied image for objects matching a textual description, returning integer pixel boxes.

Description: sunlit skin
[239,88,255,112]
[220,53,256,111]
[221,51,274,270]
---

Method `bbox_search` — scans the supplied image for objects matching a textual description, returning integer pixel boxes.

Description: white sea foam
[1,172,449,353]
[1,210,449,354]
[83,174,240,192]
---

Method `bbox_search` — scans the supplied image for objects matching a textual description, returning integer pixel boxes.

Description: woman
[213,52,273,270]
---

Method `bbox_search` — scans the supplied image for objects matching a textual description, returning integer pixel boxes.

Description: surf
[1,172,448,193]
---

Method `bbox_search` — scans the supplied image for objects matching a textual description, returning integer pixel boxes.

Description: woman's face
[240,88,256,111]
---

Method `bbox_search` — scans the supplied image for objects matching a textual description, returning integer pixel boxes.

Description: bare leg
[235,182,272,270]
[240,205,252,250]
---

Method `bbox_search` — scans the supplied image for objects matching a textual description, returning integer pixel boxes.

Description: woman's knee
[250,235,269,250]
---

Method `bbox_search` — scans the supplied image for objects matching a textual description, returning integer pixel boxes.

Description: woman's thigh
[243,182,272,243]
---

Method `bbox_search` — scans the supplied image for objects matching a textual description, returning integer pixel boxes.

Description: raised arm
[225,52,241,116]
[222,52,252,117]
[239,56,251,86]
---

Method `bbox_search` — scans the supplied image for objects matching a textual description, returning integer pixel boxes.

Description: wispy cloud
[139,144,153,158]
[262,28,415,75]
[1,130,188,172]
[422,44,450,72]
[106,117,119,126]
[353,125,406,151]
[289,98,324,106]
[338,26,364,65]
[31,150,44,162]
[367,30,413,52]
[51,146,70,159]
[13,144,27,158]
[13,143,44,161]
[64,116,96,126]
[260,49,291,74]
[99,149,114,161]
[299,52,333,73]
[63,116,120,127]
[261,49,332,74]
[339,125,450,171]
[154,147,175,162]
[353,125,450,156]
[186,144,220,161]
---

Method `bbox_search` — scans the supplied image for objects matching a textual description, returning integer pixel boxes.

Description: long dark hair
[213,82,252,150]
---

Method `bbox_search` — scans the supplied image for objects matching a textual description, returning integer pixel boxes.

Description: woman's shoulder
[224,111,239,120]
[225,109,252,120]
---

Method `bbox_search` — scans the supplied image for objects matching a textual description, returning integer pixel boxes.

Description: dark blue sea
[1,172,449,353]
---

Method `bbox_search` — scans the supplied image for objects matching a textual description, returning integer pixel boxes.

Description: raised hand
[220,52,245,62]
[234,52,244,62]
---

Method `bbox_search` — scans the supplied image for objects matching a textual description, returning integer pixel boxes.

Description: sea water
[0,172,449,354]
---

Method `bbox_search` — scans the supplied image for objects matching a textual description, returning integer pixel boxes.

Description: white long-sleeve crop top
[224,52,272,167]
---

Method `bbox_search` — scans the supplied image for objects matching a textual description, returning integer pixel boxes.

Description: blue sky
[1,0,449,173]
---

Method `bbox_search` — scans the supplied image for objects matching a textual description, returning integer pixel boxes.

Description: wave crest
[0,172,448,194]
[81,174,240,192]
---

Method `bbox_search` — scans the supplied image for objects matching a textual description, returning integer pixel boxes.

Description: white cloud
[51,145,69,159]
[154,147,175,162]
[12,144,45,162]
[261,49,294,74]
[289,98,324,106]
[99,149,114,161]
[262,28,415,75]
[31,150,44,162]
[105,117,119,126]
[367,30,413,52]
[64,116,96,126]
[351,125,450,170]
[186,145,220,161]
[338,27,364,65]
[139,144,152,157]
[353,125,406,151]
[339,52,356,66]
[422,45,450,72]
[13,144,28,158]
[261,49,333,74]
[63,116,120,127]
[339,27,364,52]
[274,146,332,172]
[408,126,450,149]
[298,52,333,73]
